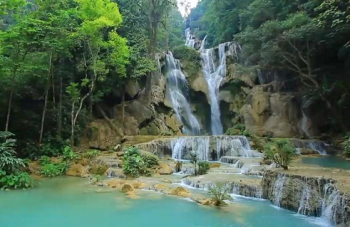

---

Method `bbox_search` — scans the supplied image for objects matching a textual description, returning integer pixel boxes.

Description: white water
[272,174,287,207]
[215,135,262,158]
[301,96,314,138]
[321,184,340,224]
[171,136,210,161]
[201,43,233,135]
[165,52,201,135]
[298,185,311,215]
[185,28,195,48]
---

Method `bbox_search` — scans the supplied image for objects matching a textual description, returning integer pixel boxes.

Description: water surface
[0,177,327,227]
[301,155,350,170]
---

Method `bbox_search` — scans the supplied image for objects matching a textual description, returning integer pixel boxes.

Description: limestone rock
[209,163,221,168]
[169,187,190,198]
[132,182,146,189]
[157,163,173,175]
[28,162,40,175]
[125,80,140,98]
[191,76,209,101]
[66,164,88,177]
[89,164,109,175]
[121,183,134,193]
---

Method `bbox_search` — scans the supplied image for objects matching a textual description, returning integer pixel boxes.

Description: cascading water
[171,136,210,161]
[272,174,287,207]
[185,28,195,48]
[215,135,262,158]
[165,52,201,135]
[201,43,233,135]
[298,185,311,215]
[301,96,314,138]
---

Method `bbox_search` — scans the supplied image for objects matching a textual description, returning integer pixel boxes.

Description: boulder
[121,183,134,193]
[169,187,191,198]
[157,163,173,175]
[66,164,88,177]
[89,164,109,175]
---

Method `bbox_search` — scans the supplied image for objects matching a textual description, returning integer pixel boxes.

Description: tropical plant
[122,147,149,177]
[0,170,33,189]
[140,151,159,168]
[341,135,350,157]
[198,161,210,175]
[83,150,100,161]
[40,162,68,177]
[0,131,25,173]
[264,139,296,170]
[208,182,232,206]
[62,146,79,161]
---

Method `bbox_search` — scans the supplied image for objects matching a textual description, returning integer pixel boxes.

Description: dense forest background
[1,0,350,160]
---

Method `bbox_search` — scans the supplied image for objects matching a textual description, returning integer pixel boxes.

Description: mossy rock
[89,164,109,175]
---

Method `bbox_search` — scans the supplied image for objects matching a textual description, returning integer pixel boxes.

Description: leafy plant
[40,162,68,177]
[198,161,210,175]
[122,147,149,178]
[341,135,350,157]
[0,131,25,174]
[39,156,51,165]
[83,150,100,160]
[0,170,33,189]
[264,139,296,170]
[189,152,199,176]
[140,151,159,168]
[62,146,79,161]
[208,182,232,206]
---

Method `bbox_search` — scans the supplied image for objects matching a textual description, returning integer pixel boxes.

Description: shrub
[62,146,79,161]
[264,139,296,170]
[40,162,68,177]
[140,151,159,168]
[122,147,149,178]
[172,45,201,77]
[189,152,199,175]
[39,156,51,165]
[0,170,33,189]
[341,136,350,157]
[0,131,25,173]
[83,150,100,160]
[208,182,232,206]
[198,161,210,175]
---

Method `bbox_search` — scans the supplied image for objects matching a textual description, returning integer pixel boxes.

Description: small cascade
[301,96,314,138]
[321,184,341,224]
[298,185,311,215]
[305,141,327,155]
[215,135,262,159]
[171,136,210,161]
[165,52,201,135]
[272,174,287,207]
[185,28,195,48]
[201,42,234,135]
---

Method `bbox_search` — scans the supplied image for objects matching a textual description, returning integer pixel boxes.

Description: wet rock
[89,164,109,175]
[132,182,146,189]
[169,187,190,198]
[157,163,173,175]
[66,164,88,177]
[121,183,134,193]
[209,163,221,168]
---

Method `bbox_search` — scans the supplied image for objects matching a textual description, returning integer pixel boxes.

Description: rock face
[66,164,88,177]
[262,171,350,226]
[157,163,173,175]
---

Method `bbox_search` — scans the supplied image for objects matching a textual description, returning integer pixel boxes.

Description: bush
[122,147,149,178]
[0,131,25,173]
[198,161,210,175]
[189,152,199,175]
[264,139,296,170]
[0,170,33,189]
[140,151,159,168]
[208,182,232,206]
[341,136,350,157]
[172,45,201,78]
[83,150,100,160]
[62,146,79,161]
[40,162,68,177]
[39,156,51,165]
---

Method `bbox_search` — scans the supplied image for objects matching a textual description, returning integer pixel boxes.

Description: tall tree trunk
[71,102,75,147]
[5,88,14,132]
[39,52,52,144]
[57,74,62,137]
[121,85,125,134]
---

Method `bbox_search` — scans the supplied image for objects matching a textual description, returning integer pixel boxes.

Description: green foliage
[122,147,150,178]
[0,170,33,189]
[140,151,159,168]
[62,146,79,161]
[198,161,210,175]
[83,150,100,160]
[341,135,350,157]
[40,162,68,177]
[264,139,296,170]
[39,156,51,165]
[208,182,232,206]
[172,45,201,77]
[0,131,25,174]
[189,152,199,176]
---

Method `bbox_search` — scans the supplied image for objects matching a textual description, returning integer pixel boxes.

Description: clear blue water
[301,155,350,170]
[0,177,327,227]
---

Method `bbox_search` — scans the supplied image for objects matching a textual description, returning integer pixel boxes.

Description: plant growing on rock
[264,139,296,170]
[208,182,232,206]
[122,147,150,178]
[341,135,350,157]
[189,152,199,175]
[198,161,210,175]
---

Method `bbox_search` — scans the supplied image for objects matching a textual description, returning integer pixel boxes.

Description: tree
[264,139,296,170]
[208,182,232,206]
[67,0,129,146]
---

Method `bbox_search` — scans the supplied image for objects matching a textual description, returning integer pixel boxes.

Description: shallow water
[0,177,327,227]
[301,155,350,170]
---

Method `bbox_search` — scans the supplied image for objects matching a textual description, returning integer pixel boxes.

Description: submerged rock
[169,187,190,198]
[121,183,134,193]
[66,164,88,177]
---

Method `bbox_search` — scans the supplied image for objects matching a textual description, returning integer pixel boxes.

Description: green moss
[172,45,201,78]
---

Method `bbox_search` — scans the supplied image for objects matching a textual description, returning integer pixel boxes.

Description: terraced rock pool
[0,177,330,227]
[301,155,350,170]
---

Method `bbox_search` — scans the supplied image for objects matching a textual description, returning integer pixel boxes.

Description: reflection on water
[301,155,350,170]
[0,177,324,227]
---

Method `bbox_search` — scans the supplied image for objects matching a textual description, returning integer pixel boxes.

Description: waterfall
[165,52,201,135]
[171,136,210,161]
[215,135,262,158]
[185,28,195,48]
[301,96,314,138]
[201,43,233,135]
[298,185,311,215]
[321,184,341,224]
[272,174,287,207]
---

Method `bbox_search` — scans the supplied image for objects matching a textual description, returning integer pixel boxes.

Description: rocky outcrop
[66,164,89,177]
[262,171,350,226]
